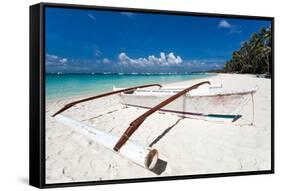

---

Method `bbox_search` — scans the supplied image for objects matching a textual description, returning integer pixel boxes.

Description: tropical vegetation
[224,26,272,74]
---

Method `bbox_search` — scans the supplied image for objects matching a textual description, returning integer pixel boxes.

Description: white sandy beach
[45,74,271,184]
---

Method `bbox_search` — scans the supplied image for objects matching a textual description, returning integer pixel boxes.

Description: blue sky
[45,7,271,73]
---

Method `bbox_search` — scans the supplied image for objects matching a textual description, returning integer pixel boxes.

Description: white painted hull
[116,86,257,122]
[55,114,158,169]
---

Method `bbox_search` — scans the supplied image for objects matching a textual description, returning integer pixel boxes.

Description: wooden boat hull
[117,86,257,122]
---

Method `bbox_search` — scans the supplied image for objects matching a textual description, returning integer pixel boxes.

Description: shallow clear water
[46,73,215,100]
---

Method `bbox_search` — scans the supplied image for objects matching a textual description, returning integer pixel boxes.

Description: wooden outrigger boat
[114,83,258,123]
[52,81,257,170]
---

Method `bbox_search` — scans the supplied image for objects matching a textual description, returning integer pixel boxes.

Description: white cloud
[87,13,97,22]
[46,53,68,65]
[184,59,225,68]
[167,52,182,65]
[218,20,242,34]
[59,58,68,64]
[230,28,242,34]
[218,20,232,28]
[118,52,183,66]
[120,12,136,18]
[46,54,58,60]
[94,49,102,56]
[102,58,111,64]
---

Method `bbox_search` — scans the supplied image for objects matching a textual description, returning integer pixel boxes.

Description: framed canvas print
[29,2,274,188]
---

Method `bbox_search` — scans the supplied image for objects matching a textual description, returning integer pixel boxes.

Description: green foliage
[224,26,272,74]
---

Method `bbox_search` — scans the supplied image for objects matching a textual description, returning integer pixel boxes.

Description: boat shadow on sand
[147,114,254,176]
[148,118,183,175]
[150,159,168,175]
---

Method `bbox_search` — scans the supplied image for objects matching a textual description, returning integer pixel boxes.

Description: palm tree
[223,26,271,74]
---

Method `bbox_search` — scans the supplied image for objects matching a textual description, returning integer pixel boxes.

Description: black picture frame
[29,2,274,188]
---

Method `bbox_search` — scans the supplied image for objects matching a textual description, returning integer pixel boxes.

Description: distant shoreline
[46,72,212,75]
[46,72,267,102]
[46,73,217,101]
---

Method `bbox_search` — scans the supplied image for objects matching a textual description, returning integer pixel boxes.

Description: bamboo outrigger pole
[55,114,159,169]
[52,84,162,117]
[113,81,210,152]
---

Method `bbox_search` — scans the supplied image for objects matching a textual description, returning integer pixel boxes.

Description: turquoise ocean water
[46,73,215,100]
